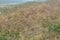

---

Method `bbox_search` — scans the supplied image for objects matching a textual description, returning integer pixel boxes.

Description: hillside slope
[0,2,60,40]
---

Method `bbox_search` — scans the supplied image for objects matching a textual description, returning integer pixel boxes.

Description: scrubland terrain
[0,1,60,40]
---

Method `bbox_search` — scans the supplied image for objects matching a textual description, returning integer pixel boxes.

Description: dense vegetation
[0,1,60,40]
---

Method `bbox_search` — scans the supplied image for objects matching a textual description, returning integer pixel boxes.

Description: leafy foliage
[0,1,60,40]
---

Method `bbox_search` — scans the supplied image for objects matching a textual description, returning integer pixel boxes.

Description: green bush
[48,23,60,34]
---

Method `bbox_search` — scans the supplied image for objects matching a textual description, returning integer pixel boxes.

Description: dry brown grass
[0,2,60,40]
